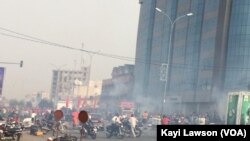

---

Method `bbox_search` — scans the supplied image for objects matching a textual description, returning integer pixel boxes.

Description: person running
[129,114,138,137]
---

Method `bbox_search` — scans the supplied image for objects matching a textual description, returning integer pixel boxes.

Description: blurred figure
[129,114,138,137]
[161,115,170,125]
[8,110,19,123]
[0,109,4,121]
[111,113,122,134]
[142,111,149,125]
[71,109,79,128]
[31,110,37,123]
[47,110,54,122]
[197,114,206,125]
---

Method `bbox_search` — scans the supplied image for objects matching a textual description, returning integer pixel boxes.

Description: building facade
[100,64,134,111]
[50,67,90,101]
[134,0,250,115]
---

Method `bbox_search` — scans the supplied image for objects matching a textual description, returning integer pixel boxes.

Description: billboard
[0,67,5,96]
[226,93,239,124]
[120,101,135,109]
[240,93,250,124]
[226,91,250,125]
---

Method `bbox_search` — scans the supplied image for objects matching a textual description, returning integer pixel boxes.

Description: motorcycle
[0,121,22,141]
[38,119,54,134]
[54,120,67,134]
[121,119,142,138]
[49,134,77,141]
[105,123,124,139]
[40,119,67,136]
[79,121,97,139]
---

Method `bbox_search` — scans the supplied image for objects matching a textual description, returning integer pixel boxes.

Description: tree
[26,101,33,108]
[18,100,25,107]
[38,99,53,109]
[9,99,19,108]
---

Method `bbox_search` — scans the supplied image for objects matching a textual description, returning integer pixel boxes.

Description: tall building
[134,0,249,115]
[50,67,90,101]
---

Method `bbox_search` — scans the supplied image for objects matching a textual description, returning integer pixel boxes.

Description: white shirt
[198,117,206,125]
[31,113,36,118]
[129,117,138,128]
[112,116,121,124]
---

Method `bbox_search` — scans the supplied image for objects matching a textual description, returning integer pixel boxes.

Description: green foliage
[38,99,53,109]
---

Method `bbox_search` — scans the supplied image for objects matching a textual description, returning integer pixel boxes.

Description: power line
[0,27,138,60]
[1,27,250,71]
[0,27,162,66]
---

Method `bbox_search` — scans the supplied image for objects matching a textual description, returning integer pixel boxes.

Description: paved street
[21,128,157,141]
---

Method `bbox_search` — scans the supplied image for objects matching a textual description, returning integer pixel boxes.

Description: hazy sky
[0,0,140,99]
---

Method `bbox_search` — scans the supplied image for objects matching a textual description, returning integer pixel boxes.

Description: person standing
[111,113,122,135]
[129,114,138,138]
[198,114,206,125]
[161,115,170,125]
[142,111,149,124]
[31,110,37,123]
[71,109,79,128]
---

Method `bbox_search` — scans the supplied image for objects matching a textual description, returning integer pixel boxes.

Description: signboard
[120,101,135,109]
[226,91,250,125]
[226,93,239,124]
[0,67,5,96]
[240,93,250,124]
[160,63,168,81]
[78,110,88,123]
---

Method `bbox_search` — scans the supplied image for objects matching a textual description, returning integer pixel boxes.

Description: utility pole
[78,42,85,110]
[86,54,93,98]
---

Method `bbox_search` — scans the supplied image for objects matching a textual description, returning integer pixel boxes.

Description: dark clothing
[0,115,4,121]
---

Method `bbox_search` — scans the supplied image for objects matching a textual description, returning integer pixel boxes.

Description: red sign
[77,97,81,109]
[66,97,69,108]
[120,101,135,109]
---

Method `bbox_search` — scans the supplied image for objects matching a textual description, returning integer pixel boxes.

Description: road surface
[21,128,157,141]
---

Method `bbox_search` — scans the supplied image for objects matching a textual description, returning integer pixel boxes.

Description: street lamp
[156,7,193,116]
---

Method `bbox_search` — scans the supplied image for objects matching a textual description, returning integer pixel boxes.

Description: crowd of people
[160,112,223,125]
[0,106,224,128]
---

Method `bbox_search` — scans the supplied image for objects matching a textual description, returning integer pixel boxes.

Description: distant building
[72,80,102,109]
[36,91,50,107]
[101,79,113,101]
[100,64,134,110]
[50,67,90,101]
[37,91,50,100]
[87,80,102,97]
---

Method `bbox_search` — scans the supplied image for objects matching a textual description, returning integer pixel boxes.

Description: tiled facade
[133,0,247,115]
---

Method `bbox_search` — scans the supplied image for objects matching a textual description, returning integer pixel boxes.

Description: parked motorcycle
[79,121,97,139]
[105,123,124,139]
[0,121,22,141]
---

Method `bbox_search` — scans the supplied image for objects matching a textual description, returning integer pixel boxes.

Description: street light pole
[156,7,193,116]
